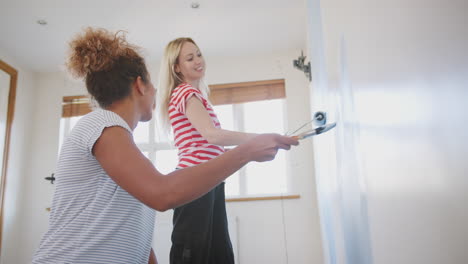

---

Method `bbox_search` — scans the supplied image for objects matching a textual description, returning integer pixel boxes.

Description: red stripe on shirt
[169,83,225,168]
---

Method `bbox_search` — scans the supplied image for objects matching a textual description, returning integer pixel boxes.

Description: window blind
[209,79,285,106]
[62,79,286,116]
[62,96,92,118]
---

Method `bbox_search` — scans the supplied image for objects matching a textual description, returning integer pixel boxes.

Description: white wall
[6,50,324,264]
[14,72,87,264]
[313,0,468,263]
[0,52,36,264]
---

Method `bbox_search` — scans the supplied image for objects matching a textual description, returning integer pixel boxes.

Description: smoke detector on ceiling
[191,2,200,9]
[37,19,47,26]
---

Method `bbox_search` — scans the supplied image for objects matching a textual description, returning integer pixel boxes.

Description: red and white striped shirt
[169,83,225,168]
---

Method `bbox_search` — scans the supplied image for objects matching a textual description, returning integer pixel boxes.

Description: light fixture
[37,19,48,26]
[191,2,200,9]
[293,51,312,81]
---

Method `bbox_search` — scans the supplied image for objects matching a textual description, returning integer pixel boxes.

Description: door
[306,0,468,264]
[0,60,17,252]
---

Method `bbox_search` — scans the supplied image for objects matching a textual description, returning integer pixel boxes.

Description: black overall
[170,182,235,264]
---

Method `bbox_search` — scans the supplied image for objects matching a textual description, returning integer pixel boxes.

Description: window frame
[208,79,288,197]
[214,99,289,197]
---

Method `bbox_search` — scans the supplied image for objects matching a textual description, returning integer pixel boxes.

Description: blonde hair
[158,37,209,134]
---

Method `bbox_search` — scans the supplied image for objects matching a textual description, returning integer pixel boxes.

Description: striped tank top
[169,83,225,168]
[32,109,155,264]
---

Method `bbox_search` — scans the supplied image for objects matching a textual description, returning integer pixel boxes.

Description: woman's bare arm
[93,126,297,211]
[185,97,258,146]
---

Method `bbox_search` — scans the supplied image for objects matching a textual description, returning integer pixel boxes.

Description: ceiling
[0,0,308,72]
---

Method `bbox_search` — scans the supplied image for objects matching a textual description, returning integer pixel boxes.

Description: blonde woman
[158,38,291,264]
[32,29,298,264]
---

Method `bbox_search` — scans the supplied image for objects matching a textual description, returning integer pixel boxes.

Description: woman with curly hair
[31,28,298,264]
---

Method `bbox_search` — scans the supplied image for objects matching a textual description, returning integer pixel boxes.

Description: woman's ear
[134,76,146,95]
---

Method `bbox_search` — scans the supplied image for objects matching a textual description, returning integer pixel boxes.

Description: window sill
[47,194,301,211]
[225,194,300,203]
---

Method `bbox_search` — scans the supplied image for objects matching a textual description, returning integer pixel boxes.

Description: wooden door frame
[0,60,18,253]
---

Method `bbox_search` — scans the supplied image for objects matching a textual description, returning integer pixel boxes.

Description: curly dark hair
[66,27,149,108]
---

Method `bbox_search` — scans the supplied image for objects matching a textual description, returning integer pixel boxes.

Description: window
[209,79,288,197]
[214,99,287,196]
[59,79,289,198]
[59,96,93,150]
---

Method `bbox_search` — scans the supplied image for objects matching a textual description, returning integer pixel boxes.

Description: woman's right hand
[240,133,299,162]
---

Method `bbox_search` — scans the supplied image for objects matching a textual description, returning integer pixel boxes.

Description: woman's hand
[148,248,157,264]
[241,133,299,162]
